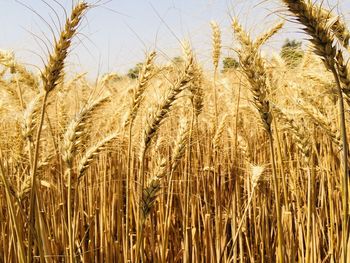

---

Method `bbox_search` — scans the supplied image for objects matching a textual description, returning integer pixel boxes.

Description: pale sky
[0,0,349,78]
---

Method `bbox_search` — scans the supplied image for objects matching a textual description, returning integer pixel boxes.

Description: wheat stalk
[135,46,194,262]
[210,22,221,130]
[281,2,349,260]
[27,3,88,262]
[62,96,109,263]
[233,17,285,262]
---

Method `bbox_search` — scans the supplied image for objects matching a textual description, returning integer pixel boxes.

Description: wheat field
[1,0,350,262]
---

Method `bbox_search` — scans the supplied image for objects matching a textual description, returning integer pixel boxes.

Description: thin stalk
[330,66,349,263]
[214,143,221,262]
[305,162,314,263]
[125,121,133,262]
[66,167,75,263]
[213,67,219,129]
[273,117,288,206]
[163,152,185,263]
[0,155,26,263]
[15,76,24,110]
[184,109,194,262]
[27,91,49,263]
[231,187,256,249]
[135,152,146,263]
[233,78,242,263]
[267,131,284,263]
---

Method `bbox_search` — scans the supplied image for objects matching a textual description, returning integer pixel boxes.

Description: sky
[0,0,350,78]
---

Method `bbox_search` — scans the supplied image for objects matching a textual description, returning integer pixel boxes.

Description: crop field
[1,0,350,262]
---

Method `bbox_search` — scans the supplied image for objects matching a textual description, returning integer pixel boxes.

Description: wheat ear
[210,21,221,69]
[42,2,88,93]
[141,158,167,219]
[140,48,193,154]
[124,51,156,128]
[77,131,119,180]
[22,93,44,143]
[213,114,228,150]
[273,105,311,160]
[281,0,337,71]
[253,21,285,49]
[299,104,341,148]
[0,50,38,89]
[232,19,272,132]
[318,6,350,49]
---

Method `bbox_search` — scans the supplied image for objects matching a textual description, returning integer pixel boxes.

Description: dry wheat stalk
[135,53,194,259]
[27,3,89,262]
[0,150,26,263]
[233,17,285,262]
[210,22,221,130]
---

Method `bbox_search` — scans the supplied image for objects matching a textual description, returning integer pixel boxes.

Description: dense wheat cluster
[1,0,350,262]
